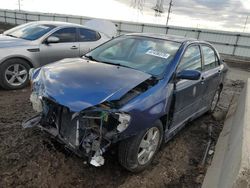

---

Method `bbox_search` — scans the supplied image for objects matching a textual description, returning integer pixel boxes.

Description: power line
[166,0,173,26]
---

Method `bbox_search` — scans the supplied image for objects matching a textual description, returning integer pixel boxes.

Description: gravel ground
[0,22,248,188]
[0,76,245,188]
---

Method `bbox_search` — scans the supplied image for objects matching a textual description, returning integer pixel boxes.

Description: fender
[0,54,36,68]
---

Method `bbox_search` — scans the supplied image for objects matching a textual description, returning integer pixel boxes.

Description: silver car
[0,21,116,90]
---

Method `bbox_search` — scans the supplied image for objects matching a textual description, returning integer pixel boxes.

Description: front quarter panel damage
[118,79,174,138]
[25,65,173,167]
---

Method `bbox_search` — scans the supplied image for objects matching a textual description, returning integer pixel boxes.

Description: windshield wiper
[101,61,133,69]
[84,55,130,68]
[84,55,99,62]
[84,55,138,71]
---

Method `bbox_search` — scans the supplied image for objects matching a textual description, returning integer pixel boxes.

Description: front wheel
[118,120,163,172]
[0,58,30,90]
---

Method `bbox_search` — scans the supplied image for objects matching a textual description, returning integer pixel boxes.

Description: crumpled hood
[33,58,151,112]
[0,34,31,48]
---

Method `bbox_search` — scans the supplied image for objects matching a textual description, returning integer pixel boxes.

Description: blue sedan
[23,33,227,172]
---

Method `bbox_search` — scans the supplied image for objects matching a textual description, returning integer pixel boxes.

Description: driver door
[39,27,80,65]
[170,45,204,129]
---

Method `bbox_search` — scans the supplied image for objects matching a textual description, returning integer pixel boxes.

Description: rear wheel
[0,58,30,90]
[118,120,163,172]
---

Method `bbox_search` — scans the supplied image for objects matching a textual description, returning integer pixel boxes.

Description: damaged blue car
[23,33,227,172]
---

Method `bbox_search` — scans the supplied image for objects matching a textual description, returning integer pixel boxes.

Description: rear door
[171,44,203,128]
[200,45,221,108]
[78,28,105,56]
[39,27,79,65]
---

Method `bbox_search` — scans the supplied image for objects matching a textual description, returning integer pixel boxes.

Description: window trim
[77,27,101,42]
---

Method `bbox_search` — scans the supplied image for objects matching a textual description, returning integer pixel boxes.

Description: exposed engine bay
[23,94,131,167]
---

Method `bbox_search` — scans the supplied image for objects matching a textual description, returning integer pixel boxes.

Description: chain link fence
[1,9,250,58]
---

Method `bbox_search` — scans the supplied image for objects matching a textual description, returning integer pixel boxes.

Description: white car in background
[0,20,117,90]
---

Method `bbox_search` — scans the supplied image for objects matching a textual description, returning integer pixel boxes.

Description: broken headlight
[116,112,131,132]
[30,92,43,113]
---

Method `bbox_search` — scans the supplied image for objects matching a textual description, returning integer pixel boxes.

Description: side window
[178,45,202,72]
[202,45,219,71]
[79,28,101,42]
[50,27,76,43]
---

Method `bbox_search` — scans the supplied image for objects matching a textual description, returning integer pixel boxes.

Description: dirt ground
[0,70,246,188]
[0,22,249,188]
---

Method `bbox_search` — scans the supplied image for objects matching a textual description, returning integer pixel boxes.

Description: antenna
[166,0,173,26]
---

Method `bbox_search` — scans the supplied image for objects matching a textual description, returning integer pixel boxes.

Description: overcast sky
[0,0,250,32]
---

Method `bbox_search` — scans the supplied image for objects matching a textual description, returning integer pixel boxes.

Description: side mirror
[46,36,60,44]
[176,70,201,80]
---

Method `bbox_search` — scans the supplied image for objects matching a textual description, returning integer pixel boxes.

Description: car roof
[29,20,84,27]
[21,20,117,38]
[125,33,202,44]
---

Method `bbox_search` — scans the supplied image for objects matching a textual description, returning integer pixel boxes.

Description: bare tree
[130,0,146,12]
[153,0,164,17]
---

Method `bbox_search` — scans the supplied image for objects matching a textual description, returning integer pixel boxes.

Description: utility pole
[18,0,21,11]
[166,0,173,26]
[243,15,249,33]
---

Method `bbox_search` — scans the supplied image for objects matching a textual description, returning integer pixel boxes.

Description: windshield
[86,36,181,76]
[4,23,56,40]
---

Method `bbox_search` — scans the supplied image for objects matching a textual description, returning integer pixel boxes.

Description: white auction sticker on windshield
[146,50,170,59]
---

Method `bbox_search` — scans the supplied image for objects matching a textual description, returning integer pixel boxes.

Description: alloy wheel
[137,127,160,165]
[4,64,28,87]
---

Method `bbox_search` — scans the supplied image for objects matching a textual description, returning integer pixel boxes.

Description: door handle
[201,77,205,84]
[70,46,78,50]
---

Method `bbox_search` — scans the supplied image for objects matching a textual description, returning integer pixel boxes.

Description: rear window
[79,28,101,42]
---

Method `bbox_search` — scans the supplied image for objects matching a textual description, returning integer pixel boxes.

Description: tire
[0,58,31,90]
[118,120,163,172]
[209,88,222,113]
